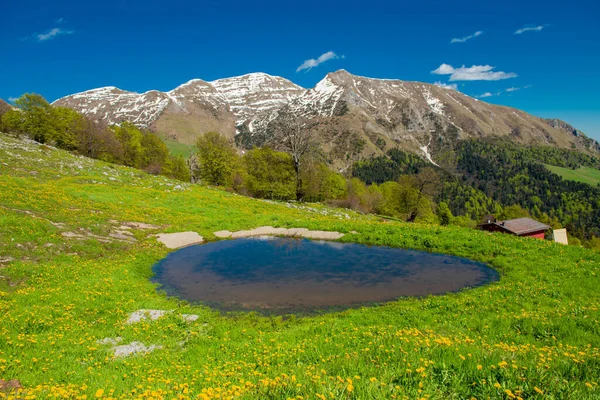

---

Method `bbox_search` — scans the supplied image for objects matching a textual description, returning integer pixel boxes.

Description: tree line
[351,140,600,248]
[0,94,190,181]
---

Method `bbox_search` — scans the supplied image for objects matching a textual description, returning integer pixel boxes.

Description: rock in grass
[126,309,169,324]
[181,314,199,322]
[113,342,162,358]
[0,379,23,392]
[126,309,199,324]
[97,337,123,346]
[156,232,203,249]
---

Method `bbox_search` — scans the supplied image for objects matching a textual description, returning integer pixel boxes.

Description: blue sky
[1,0,599,139]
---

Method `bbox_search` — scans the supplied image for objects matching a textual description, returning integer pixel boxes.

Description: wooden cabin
[478,217,551,239]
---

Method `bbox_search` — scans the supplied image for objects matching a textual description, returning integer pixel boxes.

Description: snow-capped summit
[210,73,305,125]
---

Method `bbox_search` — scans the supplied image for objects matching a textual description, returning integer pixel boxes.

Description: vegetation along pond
[152,237,499,314]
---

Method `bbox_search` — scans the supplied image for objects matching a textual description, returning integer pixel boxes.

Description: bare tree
[405,167,441,222]
[270,109,315,200]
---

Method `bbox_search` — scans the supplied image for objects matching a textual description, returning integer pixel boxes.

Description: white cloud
[434,81,458,90]
[506,85,532,92]
[8,97,18,102]
[451,30,483,44]
[477,92,493,98]
[37,27,73,42]
[55,17,64,24]
[296,51,341,72]
[515,25,545,35]
[432,63,517,81]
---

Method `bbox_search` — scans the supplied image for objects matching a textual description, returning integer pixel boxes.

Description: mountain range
[53,70,599,166]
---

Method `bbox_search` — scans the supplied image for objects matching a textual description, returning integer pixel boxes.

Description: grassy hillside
[158,132,194,158]
[545,164,600,186]
[0,132,599,399]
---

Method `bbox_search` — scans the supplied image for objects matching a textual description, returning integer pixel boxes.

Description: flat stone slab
[214,230,232,238]
[216,226,343,241]
[126,309,199,324]
[156,232,203,249]
[126,309,169,324]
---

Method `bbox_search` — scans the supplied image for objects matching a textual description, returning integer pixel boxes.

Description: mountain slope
[54,70,598,162]
[241,70,598,167]
[211,72,305,127]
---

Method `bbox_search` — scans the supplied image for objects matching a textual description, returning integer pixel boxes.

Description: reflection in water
[152,237,499,314]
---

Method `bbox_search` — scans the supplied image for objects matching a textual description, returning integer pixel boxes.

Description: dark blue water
[152,237,498,314]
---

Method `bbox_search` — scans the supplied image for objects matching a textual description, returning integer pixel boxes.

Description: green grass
[545,164,600,186]
[158,133,194,158]
[0,132,599,399]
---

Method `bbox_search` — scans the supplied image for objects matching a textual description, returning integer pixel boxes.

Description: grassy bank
[1,133,599,399]
[545,164,600,186]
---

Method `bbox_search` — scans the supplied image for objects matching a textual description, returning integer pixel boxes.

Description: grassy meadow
[544,164,600,186]
[157,133,194,159]
[0,132,599,399]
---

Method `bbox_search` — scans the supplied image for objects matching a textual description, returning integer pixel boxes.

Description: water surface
[152,237,498,314]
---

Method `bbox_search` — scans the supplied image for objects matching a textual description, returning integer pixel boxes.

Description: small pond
[152,237,499,314]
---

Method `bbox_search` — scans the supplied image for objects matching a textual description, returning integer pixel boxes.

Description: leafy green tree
[436,201,453,226]
[53,106,83,150]
[244,148,296,200]
[76,119,123,162]
[363,184,383,213]
[195,131,239,186]
[1,110,23,135]
[451,215,477,228]
[111,122,144,168]
[377,181,401,217]
[302,163,346,201]
[163,155,191,182]
[0,100,11,131]
[4,94,59,143]
[320,171,346,200]
[346,177,368,212]
[140,131,169,173]
[584,236,600,252]
[498,204,530,220]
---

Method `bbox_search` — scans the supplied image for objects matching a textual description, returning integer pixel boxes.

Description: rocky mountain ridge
[53,70,599,165]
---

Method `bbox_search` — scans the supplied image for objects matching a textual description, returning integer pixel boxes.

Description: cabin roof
[479,217,551,236]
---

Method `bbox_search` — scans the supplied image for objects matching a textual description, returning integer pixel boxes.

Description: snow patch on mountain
[211,73,304,125]
[423,90,445,116]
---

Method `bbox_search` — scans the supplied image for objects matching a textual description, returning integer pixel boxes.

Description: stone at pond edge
[218,226,343,241]
[156,232,204,249]
[214,230,233,238]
